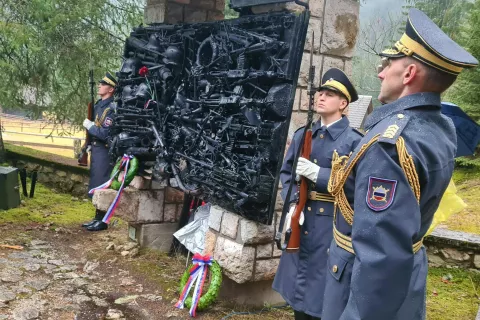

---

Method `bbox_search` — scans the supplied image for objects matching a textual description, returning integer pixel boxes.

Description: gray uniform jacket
[322,92,456,320]
[272,116,363,318]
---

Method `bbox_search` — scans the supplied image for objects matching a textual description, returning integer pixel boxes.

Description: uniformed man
[81,72,117,232]
[322,8,478,320]
[272,68,363,320]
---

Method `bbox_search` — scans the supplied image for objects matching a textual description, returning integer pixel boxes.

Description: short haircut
[403,57,457,93]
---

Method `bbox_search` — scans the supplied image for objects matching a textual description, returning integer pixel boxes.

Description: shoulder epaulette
[378,113,411,144]
[351,127,365,137]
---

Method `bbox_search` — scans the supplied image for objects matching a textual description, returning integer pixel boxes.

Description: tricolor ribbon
[175,254,213,317]
[88,154,133,224]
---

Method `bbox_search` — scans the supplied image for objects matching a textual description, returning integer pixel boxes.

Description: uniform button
[319,208,324,213]
[307,207,311,211]
[332,265,338,273]
[313,159,317,164]
[304,231,308,235]
[319,134,324,139]
[397,114,405,119]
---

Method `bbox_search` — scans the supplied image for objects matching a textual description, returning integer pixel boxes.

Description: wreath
[109,156,139,190]
[177,258,222,314]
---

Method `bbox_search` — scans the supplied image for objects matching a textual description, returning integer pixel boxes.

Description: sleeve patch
[366,176,397,212]
[103,117,113,127]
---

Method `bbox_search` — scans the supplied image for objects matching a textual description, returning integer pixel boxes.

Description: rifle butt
[78,151,89,166]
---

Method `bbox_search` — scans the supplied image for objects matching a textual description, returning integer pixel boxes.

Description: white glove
[285,204,305,232]
[83,119,94,130]
[86,145,92,153]
[296,157,320,183]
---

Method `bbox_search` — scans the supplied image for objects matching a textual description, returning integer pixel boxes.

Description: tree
[446,0,480,124]
[0,0,144,129]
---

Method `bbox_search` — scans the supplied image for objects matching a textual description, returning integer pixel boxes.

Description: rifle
[78,67,95,166]
[275,32,315,252]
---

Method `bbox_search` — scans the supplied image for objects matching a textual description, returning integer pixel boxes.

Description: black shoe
[82,219,98,228]
[86,221,108,232]
[82,210,106,228]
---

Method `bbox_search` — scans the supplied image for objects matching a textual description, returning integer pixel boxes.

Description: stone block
[164,204,177,222]
[176,204,183,220]
[322,55,344,75]
[56,170,67,178]
[184,7,207,22]
[207,10,224,21]
[273,242,283,258]
[344,59,353,78]
[129,176,152,190]
[204,230,217,255]
[219,277,284,307]
[240,219,275,245]
[274,190,284,211]
[288,112,308,139]
[208,205,224,232]
[165,187,184,203]
[191,0,214,9]
[309,0,325,18]
[144,1,167,24]
[298,52,322,87]
[220,211,239,239]
[134,223,178,252]
[320,0,359,58]
[70,174,84,183]
[166,1,184,23]
[254,259,280,281]
[475,255,480,269]
[440,248,471,262]
[428,254,446,267]
[170,0,190,3]
[305,17,323,52]
[251,3,287,14]
[214,237,255,283]
[137,190,165,223]
[215,0,225,11]
[42,166,54,174]
[92,189,140,221]
[256,243,273,259]
[151,179,167,190]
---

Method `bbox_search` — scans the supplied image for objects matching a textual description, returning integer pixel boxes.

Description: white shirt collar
[321,117,343,129]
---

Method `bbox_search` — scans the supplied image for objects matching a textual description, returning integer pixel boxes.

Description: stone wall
[145,0,224,24]
[5,144,90,197]
[425,228,480,270]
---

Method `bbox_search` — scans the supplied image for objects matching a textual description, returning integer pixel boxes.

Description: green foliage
[0,0,144,126]
[224,0,239,19]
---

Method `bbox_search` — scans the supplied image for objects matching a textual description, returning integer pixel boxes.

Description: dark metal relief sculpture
[109,8,309,224]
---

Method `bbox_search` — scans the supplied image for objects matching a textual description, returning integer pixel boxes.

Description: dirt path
[0,222,292,320]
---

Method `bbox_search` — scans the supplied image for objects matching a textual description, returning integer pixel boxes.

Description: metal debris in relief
[109,10,309,224]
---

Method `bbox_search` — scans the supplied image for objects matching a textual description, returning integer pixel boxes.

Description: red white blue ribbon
[88,155,133,224]
[175,254,213,317]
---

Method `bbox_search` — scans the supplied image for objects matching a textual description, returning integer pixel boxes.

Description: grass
[426,267,480,320]
[0,180,93,225]
[443,167,480,234]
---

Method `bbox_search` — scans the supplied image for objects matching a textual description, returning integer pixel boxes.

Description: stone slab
[132,223,178,252]
[219,277,284,307]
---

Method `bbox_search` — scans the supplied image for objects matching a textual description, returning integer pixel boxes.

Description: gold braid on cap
[322,79,351,103]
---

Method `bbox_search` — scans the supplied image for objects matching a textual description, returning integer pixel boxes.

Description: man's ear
[403,63,418,85]
[339,99,348,112]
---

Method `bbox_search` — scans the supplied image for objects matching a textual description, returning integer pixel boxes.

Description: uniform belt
[308,191,335,202]
[92,141,108,147]
[333,225,424,255]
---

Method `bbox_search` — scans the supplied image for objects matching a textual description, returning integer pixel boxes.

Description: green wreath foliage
[109,156,139,190]
[178,260,222,311]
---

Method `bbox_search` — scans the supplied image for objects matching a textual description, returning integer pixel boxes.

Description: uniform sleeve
[279,135,298,202]
[340,142,420,320]
[88,106,114,142]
